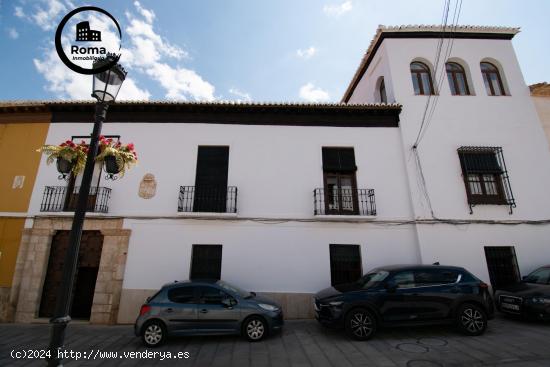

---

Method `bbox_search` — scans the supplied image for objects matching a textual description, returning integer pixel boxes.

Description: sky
[0,0,549,103]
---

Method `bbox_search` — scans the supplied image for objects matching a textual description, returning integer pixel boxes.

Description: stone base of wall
[12,218,130,325]
[0,287,14,322]
[117,289,315,324]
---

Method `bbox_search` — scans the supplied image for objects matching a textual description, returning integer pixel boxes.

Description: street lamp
[47,56,126,367]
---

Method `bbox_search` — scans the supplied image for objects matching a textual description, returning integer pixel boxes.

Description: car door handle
[165,308,174,313]
[200,309,208,314]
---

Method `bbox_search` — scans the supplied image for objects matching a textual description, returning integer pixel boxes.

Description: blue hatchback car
[135,279,284,347]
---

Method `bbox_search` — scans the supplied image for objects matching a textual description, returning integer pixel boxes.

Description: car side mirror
[385,281,397,293]
[222,298,236,308]
[146,296,151,302]
[521,276,527,281]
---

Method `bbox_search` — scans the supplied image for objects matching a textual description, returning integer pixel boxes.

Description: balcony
[178,186,238,213]
[40,186,112,213]
[314,188,376,216]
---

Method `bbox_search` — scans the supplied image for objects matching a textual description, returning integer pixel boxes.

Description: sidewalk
[1,315,550,366]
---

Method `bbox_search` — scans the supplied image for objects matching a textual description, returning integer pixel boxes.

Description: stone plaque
[138,173,156,199]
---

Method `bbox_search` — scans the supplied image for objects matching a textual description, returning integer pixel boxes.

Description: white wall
[29,122,414,220]
[348,34,550,282]
[122,219,420,293]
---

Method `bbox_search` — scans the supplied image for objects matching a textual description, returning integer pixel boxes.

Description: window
[379,78,387,103]
[410,62,434,95]
[414,270,459,286]
[194,146,229,212]
[329,244,362,286]
[484,246,520,288]
[198,286,233,305]
[457,147,516,213]
[322,147,358,215]
[190,245,222,280]
[391,271,415,289]
[446,62,470,95]
[524,268,550,285]
[481,62,505,96]
[168,286,196,304]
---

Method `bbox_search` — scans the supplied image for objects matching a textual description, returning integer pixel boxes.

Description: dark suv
[314,265,494,340]
[135,280,283,347]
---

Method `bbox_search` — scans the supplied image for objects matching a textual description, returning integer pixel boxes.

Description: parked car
[135,279,283,347]
[314,264,494,340]
[494,265,550,321]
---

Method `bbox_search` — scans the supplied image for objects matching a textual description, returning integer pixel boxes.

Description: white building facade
[9,25,550,324]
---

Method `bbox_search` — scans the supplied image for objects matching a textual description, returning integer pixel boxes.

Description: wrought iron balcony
[40,186,111,213]
[178,186,238,213]
[314,188,376,216]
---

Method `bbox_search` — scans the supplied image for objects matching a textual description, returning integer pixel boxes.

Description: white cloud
[33,48,151,101]
[8,28,19,39]
[133,1,155,24]
[14,6,25,18]
[28,0,214,101]
[323,1,352,17]
[299,83,330,102]
[296,46,317,59]
[32,0,67,31]
[124,2,215,101]
[228,88,251,102]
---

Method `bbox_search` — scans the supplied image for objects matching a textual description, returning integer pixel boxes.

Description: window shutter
[322,147,357,172]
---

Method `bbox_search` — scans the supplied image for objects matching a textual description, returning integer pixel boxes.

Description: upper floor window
[379,78,387,103]
[446,62,470,95]
[481,62,505,96]
[457,146,516,214]
[321,147,358,215]
[410,62,434,95]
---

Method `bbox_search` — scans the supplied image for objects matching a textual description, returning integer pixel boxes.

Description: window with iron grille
[190,245,222,280]
[457,146,515,214]
[329,244,362,286]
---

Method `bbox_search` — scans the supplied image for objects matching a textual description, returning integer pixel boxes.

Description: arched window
[481,62,505,96]
[446,62,470,95]
[379,78,387,103]
[410,62,434,95]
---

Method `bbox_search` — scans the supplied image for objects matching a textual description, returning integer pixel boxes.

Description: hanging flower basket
[104,155,121,174]
[95,136,138,177]
[37,140,89,176]
[56,157,74,174]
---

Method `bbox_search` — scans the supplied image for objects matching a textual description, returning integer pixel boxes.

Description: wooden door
[193,146,229,212]
[39,231,104,319]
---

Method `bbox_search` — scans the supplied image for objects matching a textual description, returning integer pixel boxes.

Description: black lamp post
[47,56,126,367]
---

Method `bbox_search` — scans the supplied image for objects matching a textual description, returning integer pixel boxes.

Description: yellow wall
[0,122,50,212]
[0,218,25,287]
[0,121,49,287]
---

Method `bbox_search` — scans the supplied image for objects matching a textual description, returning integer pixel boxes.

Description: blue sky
[1,0,549,102]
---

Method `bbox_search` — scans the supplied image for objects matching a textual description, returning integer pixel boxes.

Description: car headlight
[328,301,344,307]
[531,297,550,304]
[258,303,279,312]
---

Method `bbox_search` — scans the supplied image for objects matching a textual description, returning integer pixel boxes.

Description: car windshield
[524,267,550,285]
[356,270,390,289]
[216,280,253,298]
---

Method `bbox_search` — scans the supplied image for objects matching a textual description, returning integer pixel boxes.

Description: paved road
[1,316,549,366]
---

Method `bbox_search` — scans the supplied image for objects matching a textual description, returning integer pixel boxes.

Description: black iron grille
[314,188,376,216]
[40,186,111,213]
[178,186,237,213]
[458,146,516,214]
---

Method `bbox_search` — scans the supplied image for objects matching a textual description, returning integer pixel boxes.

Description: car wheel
[142,320,167,347]
[345,308,377,341]
[243,316,267,342]
[457,303,487,336]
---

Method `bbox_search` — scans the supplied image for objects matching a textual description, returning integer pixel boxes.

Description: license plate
[501,303,520,311]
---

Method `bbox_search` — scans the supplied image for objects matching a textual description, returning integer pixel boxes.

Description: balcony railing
[314,188,376,216]
[40,186,111,213]
[178,186,238,213]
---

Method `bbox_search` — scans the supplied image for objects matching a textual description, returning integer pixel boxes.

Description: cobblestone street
[1,315,550,366]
